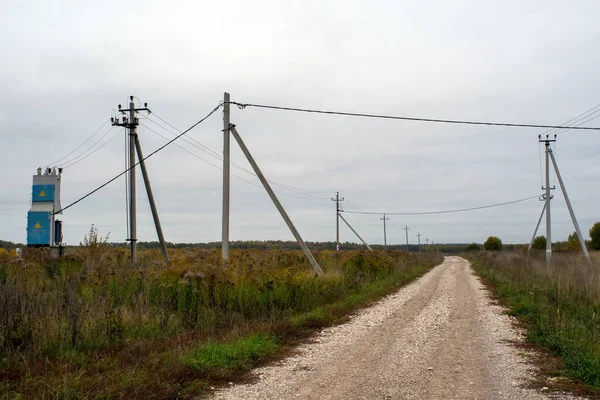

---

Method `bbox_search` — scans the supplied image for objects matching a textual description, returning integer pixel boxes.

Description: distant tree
[465,243,481,251]
[589,223,600,250]
[483,236,503,251]
[567,231,582,252]
[531,236,546,250]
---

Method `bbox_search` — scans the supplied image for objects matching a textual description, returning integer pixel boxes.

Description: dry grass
[0,241,441,399]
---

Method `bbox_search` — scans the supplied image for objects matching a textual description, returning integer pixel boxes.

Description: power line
[54,104,222,215]
[139,122,329,202]
[44,119,110,167]
[541,102,600,136]
[230,101,600,131]
[341,195,539,216]
[148,112,330,200]
[61,127,122,169]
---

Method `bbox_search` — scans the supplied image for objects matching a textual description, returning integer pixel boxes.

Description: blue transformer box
[27,167,63,248]
[27,211,51,245]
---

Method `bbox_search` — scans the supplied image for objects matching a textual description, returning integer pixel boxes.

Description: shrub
[531,236,546,250]
[465,243,480,251]
[483,236,503,251]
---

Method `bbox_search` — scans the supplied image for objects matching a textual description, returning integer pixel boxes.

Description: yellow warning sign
[39,190,46,197]
[34,222,42,229]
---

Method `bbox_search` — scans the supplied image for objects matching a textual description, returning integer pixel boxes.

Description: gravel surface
[213,256,581,400]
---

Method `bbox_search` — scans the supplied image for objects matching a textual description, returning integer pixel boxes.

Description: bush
[465,243,480,251]
[531,236,546,250]
[483,236,503,251]
[589,223,600,250]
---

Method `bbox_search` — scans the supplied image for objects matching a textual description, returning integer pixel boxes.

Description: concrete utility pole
[338,213,373,251]
[222,92,231,261]
[229,126,323,275]
[331,192,344,251]
[404,225,410,252]
[548,143,592,264]
[112,96,168,264]
[134,135,169,262]
[417,232,422,252]
[381,213,389,250]
[540,135,555,266]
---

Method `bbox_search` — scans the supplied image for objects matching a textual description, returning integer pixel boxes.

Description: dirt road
[214,256,572,400]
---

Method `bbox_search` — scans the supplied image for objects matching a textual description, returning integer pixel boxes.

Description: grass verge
[466,251,600,395]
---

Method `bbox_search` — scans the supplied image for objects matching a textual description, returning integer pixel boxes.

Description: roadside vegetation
[0,227,442,399]
[467,250,600,391]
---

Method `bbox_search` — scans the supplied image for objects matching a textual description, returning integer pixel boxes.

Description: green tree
[589,222,600,250]
[567,231,581,252]
[531,236,546,250]
[465,243,481,251]
[483,236,503,251]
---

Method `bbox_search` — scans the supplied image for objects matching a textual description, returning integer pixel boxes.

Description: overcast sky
[2,1,600,247]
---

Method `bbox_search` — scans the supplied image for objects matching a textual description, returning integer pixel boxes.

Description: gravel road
[213,256,577,400]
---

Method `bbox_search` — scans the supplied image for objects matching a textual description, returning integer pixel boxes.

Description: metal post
[331,192,344,251]
[134,135,169,262]
[417,232,421,252]
[549,148,592,264]
[381,213,389,250]
[129,97,137,264]
[528,201,547,253]
[222,92,230,261]
[338,213,373,251]
[404,225,410,252]
[229,126,323,275]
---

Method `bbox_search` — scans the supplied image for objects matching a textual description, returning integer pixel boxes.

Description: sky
[1,0,600,247]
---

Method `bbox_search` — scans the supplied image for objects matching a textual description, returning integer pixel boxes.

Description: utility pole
[331,192,344,251]
[417,232,422,252]
[112,96,169,264]
[222,92,231,261]
[403,225,410,252]
[540,135,555,266]
[380,213,389,250]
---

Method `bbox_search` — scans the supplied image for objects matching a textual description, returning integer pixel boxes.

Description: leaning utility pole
[417,232,422,252]
[404,225,410,252]
[229,125,323,275]
[381,213,389,250]
[548,140,592,264]
[540,135,555,266]
[222,92,231,261]
[112,96,169,263]
[331,192,344,251]
[338,213,373,251]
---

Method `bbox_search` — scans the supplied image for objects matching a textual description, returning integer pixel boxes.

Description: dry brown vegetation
[0,234,441,399]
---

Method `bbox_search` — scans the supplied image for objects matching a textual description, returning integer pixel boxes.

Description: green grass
[184,334,279,378]
[467,251,600,390]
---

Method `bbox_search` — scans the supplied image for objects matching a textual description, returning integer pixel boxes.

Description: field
[0,236,441,399]
[467,250,600,391]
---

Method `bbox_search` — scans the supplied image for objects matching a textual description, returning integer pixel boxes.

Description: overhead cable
[53,104,222,215]
[140,122,329,202]
[148,112,330,200]
[44,119,111,167]
[61,127,122,169]
[231,102,600,131]
[341,195,540,216]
